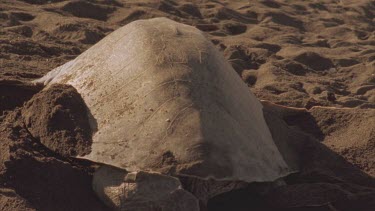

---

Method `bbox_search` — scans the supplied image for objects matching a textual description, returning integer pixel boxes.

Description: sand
[0,0,374,210]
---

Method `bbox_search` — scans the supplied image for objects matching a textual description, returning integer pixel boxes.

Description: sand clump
[22,84,93,157]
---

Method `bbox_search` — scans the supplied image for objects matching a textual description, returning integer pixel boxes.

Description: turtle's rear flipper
[93,165,199,211]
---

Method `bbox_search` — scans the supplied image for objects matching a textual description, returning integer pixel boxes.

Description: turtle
[34,18,292,210]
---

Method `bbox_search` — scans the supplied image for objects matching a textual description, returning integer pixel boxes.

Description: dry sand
[0,0,374,210]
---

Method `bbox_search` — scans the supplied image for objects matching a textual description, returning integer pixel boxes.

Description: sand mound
[22,84,93,157]
[265,102,375,176]
[310,107,375,176]
[199,101,375,211]
[0,109,109,211]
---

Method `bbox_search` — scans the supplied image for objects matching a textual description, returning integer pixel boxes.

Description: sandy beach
[0,0,374,210]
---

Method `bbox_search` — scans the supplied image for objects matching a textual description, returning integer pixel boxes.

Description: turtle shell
[36,17,291,182]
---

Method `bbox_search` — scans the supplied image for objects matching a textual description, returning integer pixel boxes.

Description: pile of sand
[22,84,93,157]
[0,84,108,211]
